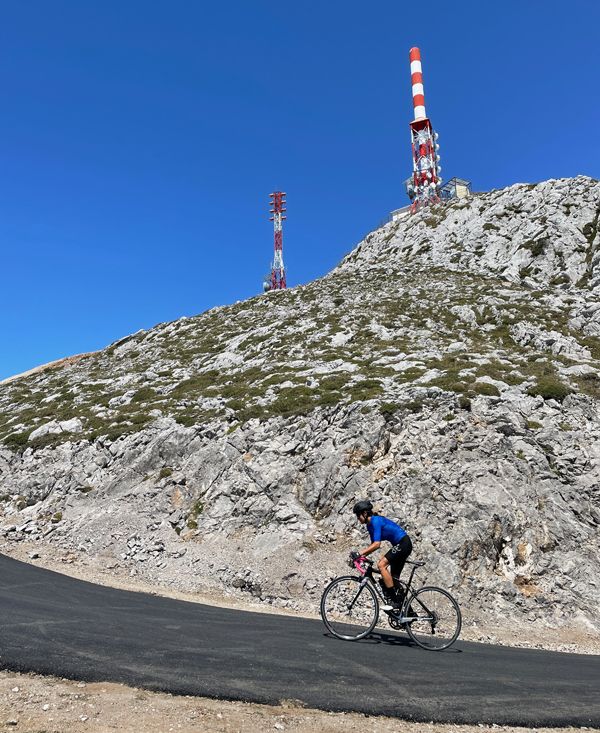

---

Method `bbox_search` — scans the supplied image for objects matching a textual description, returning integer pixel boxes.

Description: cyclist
[351,500,412,610]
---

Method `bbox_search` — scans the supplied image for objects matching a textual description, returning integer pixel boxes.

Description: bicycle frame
[352,556,418,592]
[350,558,416,609]
[349,558,437,627]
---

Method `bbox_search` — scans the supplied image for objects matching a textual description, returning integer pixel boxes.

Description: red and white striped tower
[407,47,441,211]
[265,191,287,291]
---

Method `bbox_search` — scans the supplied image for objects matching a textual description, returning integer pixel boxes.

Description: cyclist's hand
[349,550,361,568]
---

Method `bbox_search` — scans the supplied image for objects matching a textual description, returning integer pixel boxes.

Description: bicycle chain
[387,612,403,630]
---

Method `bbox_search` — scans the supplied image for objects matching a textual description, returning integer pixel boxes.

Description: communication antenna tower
[264,191,287,291]
[406,47,442,212]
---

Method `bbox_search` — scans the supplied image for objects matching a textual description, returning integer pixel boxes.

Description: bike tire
[405,586,461,651]
[320,575,379,641]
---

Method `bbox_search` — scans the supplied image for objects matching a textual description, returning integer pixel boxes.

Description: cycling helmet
[353,500,373,516]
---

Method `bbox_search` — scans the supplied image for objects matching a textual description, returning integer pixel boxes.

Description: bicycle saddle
[406,560,425,567]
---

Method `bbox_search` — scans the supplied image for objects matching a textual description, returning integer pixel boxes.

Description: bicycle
[320,554,461,651]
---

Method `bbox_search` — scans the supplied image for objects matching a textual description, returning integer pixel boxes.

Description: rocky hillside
[1,176,599,634]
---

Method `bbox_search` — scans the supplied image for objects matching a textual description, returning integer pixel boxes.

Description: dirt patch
[1,670,598,733]
[0,351,97,385]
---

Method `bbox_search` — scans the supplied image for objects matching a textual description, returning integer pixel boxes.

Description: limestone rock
[1,176,599,633]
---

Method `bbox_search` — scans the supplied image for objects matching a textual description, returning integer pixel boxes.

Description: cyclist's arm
[361,517,382,556]
[359,541,381,556]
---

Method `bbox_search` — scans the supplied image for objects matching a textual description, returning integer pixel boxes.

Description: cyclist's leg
[388,535,413,579]
[376,555,402,609]
[387,536,413,603]
[376,554,394,590]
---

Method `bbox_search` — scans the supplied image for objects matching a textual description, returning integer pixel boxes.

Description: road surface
[0,554,598,725]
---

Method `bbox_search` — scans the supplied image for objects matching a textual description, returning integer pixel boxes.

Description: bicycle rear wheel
[405,586,461,651]
[320,575,379,641]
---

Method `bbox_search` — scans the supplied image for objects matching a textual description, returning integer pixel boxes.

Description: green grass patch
[131,387,157,403]
[170,371,221,398]
[475,361,523,385]
[428,375,468,394]
[574,374,600,399]
[457,396,472,411]
[2,431,29,450]
[317,391,343,407]
[473,382,500,397]
[319,374,349,391]
[268,386,317,417]
[349,379,383,402]
[527,377,571,402]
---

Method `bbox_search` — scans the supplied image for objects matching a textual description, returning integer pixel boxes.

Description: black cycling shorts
[385,535,412,578]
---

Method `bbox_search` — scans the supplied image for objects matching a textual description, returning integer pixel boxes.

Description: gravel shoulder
[1,670,599,733]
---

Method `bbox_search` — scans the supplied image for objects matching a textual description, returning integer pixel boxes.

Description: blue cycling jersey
[367,515,407,545]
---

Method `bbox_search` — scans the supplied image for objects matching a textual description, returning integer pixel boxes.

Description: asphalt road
[0,554,598,726]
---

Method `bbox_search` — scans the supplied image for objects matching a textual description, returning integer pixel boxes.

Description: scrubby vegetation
[1,180,599,449]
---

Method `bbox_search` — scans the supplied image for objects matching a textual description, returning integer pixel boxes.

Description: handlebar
[349,554,373,574]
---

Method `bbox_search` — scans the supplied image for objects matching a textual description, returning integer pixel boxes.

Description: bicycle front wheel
[320,575,379,641]
[405,586,461,651]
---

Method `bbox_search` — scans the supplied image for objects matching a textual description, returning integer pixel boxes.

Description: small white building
[439,177,471,201]
[390,205,411,222]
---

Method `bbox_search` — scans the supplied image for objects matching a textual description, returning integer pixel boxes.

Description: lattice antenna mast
[407,47,442,212]
[268,191,287,290]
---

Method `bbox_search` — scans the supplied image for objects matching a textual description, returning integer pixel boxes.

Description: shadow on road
[321,631,463,653]
[370,631,463,653]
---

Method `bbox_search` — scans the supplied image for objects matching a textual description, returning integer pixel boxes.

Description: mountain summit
[1,176,599,636]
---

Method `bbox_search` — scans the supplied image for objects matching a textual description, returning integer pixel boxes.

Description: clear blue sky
[1,0,599,380]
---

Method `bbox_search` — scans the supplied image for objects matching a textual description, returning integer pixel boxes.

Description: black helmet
[353,500,373,516]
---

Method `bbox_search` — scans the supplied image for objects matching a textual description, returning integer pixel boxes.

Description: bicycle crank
[387,612,403,630]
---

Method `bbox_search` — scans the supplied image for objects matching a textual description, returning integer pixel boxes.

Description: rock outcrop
[1,176,599,631]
